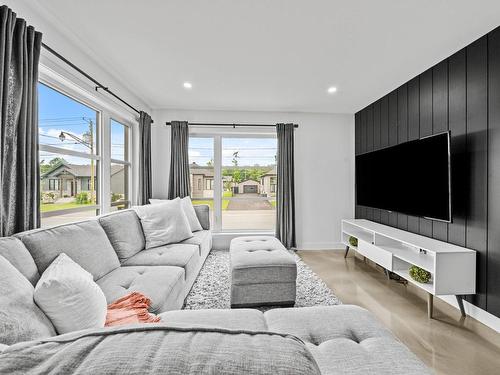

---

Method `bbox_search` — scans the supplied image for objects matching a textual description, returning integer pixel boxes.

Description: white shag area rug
[184,250,341,311]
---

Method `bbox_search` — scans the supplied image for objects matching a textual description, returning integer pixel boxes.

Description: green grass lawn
[40,202,93,212]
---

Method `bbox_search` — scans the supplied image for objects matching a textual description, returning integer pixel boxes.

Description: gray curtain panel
[0,6,42,236]
[168,121,190,199]
[139,111,152,205]
[276,123,296,249]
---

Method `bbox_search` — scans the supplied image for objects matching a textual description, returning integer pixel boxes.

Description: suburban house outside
[260,166,277,197]
[190,164,215,198]
[41,162,124,200]
[189,162,276,198]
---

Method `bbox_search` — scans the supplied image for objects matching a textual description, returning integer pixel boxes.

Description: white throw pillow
[34,253,107,335]
[149,197,203,232]
[134,199,193,249]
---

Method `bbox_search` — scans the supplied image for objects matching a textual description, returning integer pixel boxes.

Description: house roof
[189,163,276,178]
[189,163,214,177]
[263,166,277,176]
[42,162,123,178]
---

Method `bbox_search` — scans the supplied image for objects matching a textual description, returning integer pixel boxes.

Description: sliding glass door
[188,133,277,232]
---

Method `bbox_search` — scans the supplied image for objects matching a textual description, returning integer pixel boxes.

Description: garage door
[243,185,258,193]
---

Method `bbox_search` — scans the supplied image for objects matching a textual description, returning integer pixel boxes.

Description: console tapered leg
[456,295,466,318]
[427,294,433,319]
[344,246,349,258]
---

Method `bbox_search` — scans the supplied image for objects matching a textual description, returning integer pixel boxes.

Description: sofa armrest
[194,205,210,230]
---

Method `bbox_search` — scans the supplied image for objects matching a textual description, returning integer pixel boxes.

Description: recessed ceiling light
[327,86,337,94]
[183,82,193,89]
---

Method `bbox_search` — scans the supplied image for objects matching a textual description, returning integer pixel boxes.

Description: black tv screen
[356,132,451,222]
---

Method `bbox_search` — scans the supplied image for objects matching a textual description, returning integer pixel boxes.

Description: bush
[41,192,56,204]
[75,192,89,204]
[111,193,123,202]
[409,265,431,284]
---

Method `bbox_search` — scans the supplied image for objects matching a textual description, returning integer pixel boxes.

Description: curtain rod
[165,122,298,128]
[41,43,153,123]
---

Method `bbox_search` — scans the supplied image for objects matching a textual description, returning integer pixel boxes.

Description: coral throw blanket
[105,292,161,327]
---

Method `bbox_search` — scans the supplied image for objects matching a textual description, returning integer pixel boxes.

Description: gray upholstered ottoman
[230,236,297,308]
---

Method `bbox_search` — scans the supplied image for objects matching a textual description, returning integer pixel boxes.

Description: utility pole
[82,117,95,204]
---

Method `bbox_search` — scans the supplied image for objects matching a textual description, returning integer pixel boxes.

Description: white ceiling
[32,0,500,113]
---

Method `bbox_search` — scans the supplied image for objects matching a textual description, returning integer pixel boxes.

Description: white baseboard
[438,295,500,333]
[296,242,344,251]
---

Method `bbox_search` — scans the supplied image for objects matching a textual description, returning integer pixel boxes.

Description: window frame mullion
[213,135,222,232]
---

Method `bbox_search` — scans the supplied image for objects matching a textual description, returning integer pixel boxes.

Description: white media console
[341,219,476,318]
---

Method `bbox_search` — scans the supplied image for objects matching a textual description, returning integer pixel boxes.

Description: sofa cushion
[159,308,268,331]
[133,200,193,249]
[15,220,120,281]
[34,254,107,335]
[99,210,145,261]
[180,229,212,257]
[96,266,185,313]
[0,237,39,285]
[193,204,210,230]
[0,324,322,375]
[0,255,56,345]
[264,305,430,375]
[150,197,203,232]
[123,244,199,282]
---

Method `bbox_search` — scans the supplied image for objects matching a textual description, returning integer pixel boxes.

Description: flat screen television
[356,132,451,222]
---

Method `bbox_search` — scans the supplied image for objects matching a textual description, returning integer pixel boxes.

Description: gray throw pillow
[0,255,56,345]
[150,197,203,232]
[134,199,193,249]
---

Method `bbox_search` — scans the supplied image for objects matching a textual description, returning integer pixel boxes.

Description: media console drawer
[357,240,393,270]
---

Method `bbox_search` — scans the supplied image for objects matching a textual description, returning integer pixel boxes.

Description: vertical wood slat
[380,97,389,224]
[355,113,361,219]
[419,70,433,237]
[466,36,488,309]
[432,60,450,242]
[365,106,374,220]
[359,109,367,219]
[448,50,467,247]
[372,102,381,222]
[406,78,420,233]
[397,84,409,231]
[388,91,399,226]
[487,28,500,316]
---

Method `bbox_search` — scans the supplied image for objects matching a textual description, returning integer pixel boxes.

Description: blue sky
[39,83,272,167]
[38,83,125,164]
[190,137,277,167]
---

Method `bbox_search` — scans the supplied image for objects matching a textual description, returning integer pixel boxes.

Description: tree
[206,159,213,166]
[40,157,67,174]
[232,151,239,166]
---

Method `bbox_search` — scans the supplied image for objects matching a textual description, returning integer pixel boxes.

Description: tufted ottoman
[230,236,297,308]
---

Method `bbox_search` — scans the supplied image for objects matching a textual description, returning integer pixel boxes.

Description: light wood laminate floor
[297,250,500,375]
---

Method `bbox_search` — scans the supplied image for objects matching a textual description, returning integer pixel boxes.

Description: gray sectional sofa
[4,205,212,314]
[0,204,431,374]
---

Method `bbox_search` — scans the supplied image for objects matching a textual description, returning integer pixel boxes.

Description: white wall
[151,109,355,250]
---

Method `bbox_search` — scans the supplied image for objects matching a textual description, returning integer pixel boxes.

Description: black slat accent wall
[354,27,500,316]
[487,29,500,315]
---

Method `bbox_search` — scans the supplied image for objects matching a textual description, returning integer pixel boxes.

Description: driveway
[226,194,274,210]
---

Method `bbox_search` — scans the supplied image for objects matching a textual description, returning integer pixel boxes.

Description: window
[110,119,131,211]
[39,83,100,228]
[48,179,59,191]
[270,176,277,193]
[188,134,277,232]
[205,178,214,190]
